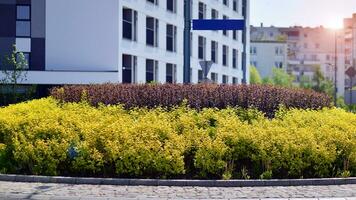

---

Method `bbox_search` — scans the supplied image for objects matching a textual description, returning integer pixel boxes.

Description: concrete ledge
[0,174,355,187]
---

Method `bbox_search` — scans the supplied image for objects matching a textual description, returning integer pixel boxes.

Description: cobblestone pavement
[0,181,355,200]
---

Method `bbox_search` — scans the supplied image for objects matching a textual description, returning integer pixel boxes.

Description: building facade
[250,41,288,78]
[0,0,250,85]
[344,14,356,89]
[251,25,345,96]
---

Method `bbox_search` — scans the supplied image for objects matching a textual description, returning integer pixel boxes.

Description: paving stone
[0,181,355,199]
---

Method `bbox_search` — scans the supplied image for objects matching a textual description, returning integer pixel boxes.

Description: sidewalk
[0,181,355,200]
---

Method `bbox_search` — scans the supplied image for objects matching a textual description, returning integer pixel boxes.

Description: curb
[0,174,355,187]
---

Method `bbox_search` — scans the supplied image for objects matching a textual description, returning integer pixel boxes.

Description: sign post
[183,0,191,84]
[346,67,356,104]
[199,60,214,83]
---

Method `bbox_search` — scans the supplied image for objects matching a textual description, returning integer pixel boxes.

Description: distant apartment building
[250,40,288,78]
[343,13,356,104]
[0,0,250,85]
[251,25,345,96]
[344,14,356,89]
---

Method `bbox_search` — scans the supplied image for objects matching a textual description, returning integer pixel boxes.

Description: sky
[251,0,356,28]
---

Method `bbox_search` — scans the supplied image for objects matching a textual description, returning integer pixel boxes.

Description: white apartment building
[250,41,288,78]
[251,25,345,96]
[0,0,250,85]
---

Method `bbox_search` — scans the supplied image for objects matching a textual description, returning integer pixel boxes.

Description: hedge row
[0,98,355,179]
[50,84,332,117]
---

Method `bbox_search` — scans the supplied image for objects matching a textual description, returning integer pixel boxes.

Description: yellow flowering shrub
[0,98,355,179]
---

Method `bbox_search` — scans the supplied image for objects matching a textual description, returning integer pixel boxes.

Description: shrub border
[0,174,355,187]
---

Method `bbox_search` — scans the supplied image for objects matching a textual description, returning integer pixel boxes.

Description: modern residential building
[250,25,345,96]
[0,0,250,85]
[344,14,356,88]
[250,40,288,78]
[344,13,356,104]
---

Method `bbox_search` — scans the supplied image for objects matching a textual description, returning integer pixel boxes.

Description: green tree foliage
[299,66,334,97]
[312,67,334,97]
[0,45,28,104]
[270,68,295,87]
[249,65,262,84]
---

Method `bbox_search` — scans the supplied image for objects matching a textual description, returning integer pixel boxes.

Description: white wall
[119,0,246,84]
[46,0,119,72]
[250,42,288,78]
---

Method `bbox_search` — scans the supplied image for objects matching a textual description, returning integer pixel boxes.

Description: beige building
[251,25,345,96]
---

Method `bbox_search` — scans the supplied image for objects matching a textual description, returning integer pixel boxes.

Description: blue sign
[192,19,245,30]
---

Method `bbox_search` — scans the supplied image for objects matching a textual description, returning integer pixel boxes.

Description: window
[211,72,218,83]
[311,54,318,61]
[222,75,229,84]
[233,30,238,40]
[274,62,283,69]
[250,47,257,55]
[223,15,228,36]
[166,63,177,83]
[17,5,30,19]
[198,36,206,60]
[232,49,238,69]
[222,45,229,66]
[251,61,257,67]
[16,5,31,37]
[123,8,137,41]
[315,43,320,49]
[146,59,159,83]
[232,77,238,85]
[146,17,159,47]
[166,24,177,52]
[147,0,158,5]
[233,0,238,12]
[122,54,137,83]
[275,47,283,55]
[223,0,229,7]
[16,21,31,37]
[167,0,176,13]
[304,43,308,49]
[211,41,218,63]
[198,69,204,82]
[211,9,218,19]
[198,2,206,19]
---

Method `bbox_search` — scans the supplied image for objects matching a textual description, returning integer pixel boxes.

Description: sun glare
[325,18,343,29]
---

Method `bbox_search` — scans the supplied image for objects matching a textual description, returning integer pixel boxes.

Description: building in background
[250,40,288,78]
[250,25,345,97]
[0,0,250,86]
[343,13,356,104]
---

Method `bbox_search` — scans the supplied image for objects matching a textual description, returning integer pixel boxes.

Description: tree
[250,65,262,84]
[299,75,313,89]
[0,45,28,104]
[312,67,334,97]
[270,68,294,87]
[262,77,273,85]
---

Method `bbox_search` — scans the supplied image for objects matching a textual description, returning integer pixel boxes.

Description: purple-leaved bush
[50,84,332,116]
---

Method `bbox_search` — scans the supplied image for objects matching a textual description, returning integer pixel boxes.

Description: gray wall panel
[32,0,45,38]
[30,38,45,70]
